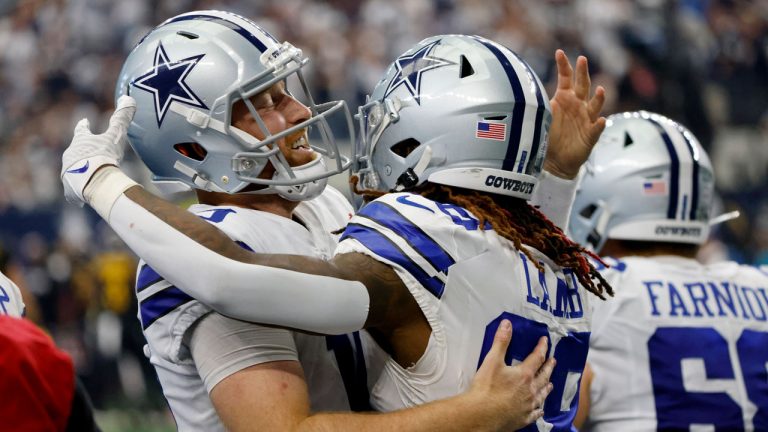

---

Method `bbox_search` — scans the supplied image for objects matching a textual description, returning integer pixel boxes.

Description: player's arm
[209,319,554,432]
[60,98,417,334]
[115,181,404,333]
[531,50,605,229]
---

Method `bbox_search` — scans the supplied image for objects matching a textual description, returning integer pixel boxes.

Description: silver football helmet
[354,35,551,200]
[569,111,720,252]
[115,10,353,200]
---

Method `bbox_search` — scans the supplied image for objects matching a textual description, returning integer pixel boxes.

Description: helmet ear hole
[174,143,207,161]
[391,138,421,158]
[580,203,598,219]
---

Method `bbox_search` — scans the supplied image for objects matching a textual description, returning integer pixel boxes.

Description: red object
[0,316,75,431]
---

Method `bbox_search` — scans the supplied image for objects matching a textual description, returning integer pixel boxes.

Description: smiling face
[231,81,317,179]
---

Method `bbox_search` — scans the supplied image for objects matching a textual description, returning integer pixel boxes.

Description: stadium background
[0,0,765,430]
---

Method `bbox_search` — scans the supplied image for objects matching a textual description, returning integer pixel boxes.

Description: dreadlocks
[350,176,613,300]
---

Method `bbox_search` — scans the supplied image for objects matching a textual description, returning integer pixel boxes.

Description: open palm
[545,50,606,179]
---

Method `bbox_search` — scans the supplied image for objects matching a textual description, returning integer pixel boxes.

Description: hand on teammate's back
[471,319,555,430]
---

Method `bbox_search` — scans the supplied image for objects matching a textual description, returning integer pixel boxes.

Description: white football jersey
[583,255,768,432]
[136,187,376,430]
[334,192,593,430]
[0,271,24,318]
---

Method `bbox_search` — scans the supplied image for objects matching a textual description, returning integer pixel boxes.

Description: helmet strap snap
[394,168,419,191]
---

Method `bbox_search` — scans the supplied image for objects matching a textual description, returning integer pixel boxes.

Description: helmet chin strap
[173,160,227,193]
[245,156,329,201]
[393,146,433,192]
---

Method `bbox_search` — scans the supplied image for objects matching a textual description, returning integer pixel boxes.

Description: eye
[252,92,274,110]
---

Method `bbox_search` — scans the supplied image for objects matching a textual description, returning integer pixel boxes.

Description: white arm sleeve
[87,169,369,334]
[110,194,369,333]
[529,170,579,230]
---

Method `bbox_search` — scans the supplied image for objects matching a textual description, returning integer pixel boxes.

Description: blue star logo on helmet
[131,42,208,126]
[384,40,453,105]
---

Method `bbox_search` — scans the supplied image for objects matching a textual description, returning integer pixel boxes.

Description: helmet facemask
[354,96,403,191]
[119,11,353,201]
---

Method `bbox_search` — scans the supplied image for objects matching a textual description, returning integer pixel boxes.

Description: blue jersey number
[0,284,10,315]
[478,312,589,431]
[437,203,481,230]
[648,326,768,431]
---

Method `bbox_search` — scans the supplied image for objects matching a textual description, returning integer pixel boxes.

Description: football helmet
[569,111,717,252]
[115,10,353,200]
[354,35,551,200]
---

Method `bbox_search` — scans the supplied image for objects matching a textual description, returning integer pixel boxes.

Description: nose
[284,96,311,126]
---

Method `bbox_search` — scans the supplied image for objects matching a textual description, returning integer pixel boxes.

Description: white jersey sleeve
[584,256,768,432]
[335,192,593,430]
[187,312,299,393]
[0,271,25,318]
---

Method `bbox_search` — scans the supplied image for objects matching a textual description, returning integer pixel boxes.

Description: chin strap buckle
[393,146,433,192]
[395,168,419,190]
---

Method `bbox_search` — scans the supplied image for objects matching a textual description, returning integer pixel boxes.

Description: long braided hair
[350,176,613,300]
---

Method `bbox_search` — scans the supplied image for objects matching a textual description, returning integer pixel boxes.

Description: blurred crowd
[0,0,766,419]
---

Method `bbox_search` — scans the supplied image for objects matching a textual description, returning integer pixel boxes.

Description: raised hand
[61,95,136,205]
[471,319,555,430]
[545,50,606,179]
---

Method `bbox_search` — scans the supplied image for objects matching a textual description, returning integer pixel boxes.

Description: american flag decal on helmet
[643,180,667,195]
[476,121,506,141]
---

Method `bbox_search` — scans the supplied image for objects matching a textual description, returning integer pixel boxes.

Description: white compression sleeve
[105,192,370,334]
[529,170,579,230]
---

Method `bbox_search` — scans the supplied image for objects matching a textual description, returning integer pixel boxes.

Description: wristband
[83,166,139,220]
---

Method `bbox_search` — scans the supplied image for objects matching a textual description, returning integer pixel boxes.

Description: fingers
[524,355,555,425]
[532,381,554,416]
[587,86,606,122]
[486,319,513,362]
[521,336,549,371]
[74,118,91,136]
[535,357,556,383]
[526,408,545,424]
[116,95,137,110]
[587,117,607,147]
[104,95,137,141]
[540,382,554,403]
[555,49,573,91]
[574,56,590,100]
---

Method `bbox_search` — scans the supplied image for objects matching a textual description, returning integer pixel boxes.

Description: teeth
[291,137,308,149]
